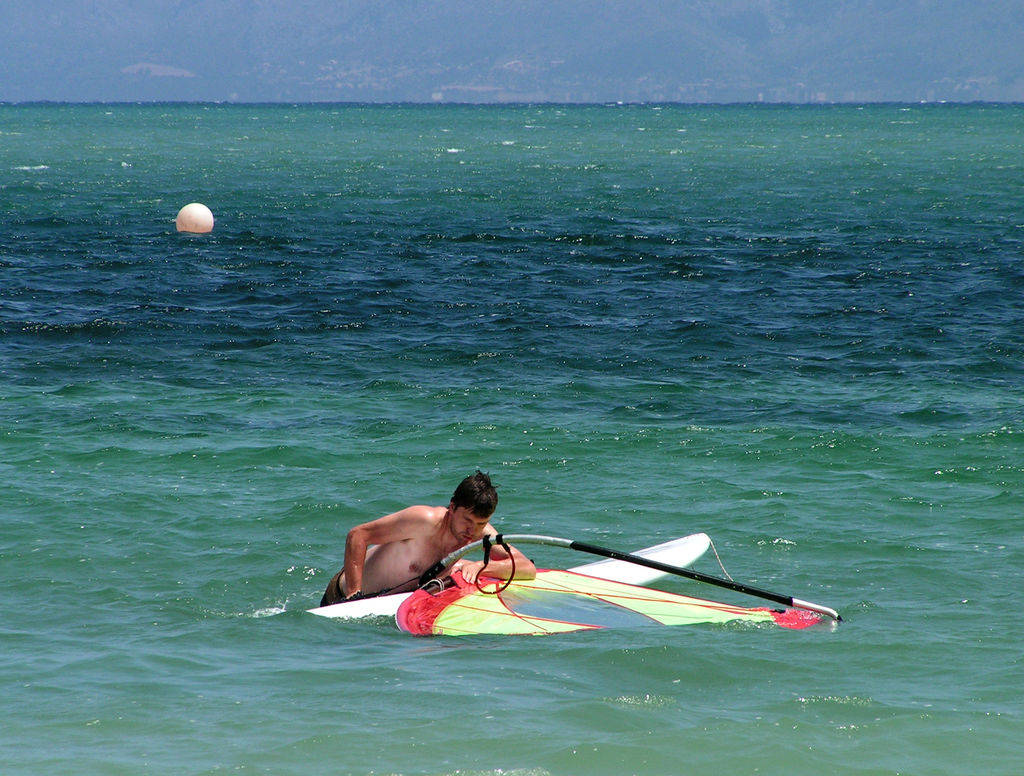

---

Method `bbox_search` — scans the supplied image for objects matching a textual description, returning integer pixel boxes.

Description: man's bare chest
[366,536,451,578]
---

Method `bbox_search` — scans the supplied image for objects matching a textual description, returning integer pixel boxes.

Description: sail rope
[476,533,516,594]
[707,538,734,581]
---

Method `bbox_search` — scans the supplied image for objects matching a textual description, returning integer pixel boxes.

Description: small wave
[609,693,676,708]
[238,595,302,618]
[250,605,288,618]
[755,537,797,546]
[14,319,128,337]
[13,165,50,171]
[797,694,874,707]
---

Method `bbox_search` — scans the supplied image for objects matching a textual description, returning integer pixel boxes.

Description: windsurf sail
[396,570,825,636]
[420,533,841,622]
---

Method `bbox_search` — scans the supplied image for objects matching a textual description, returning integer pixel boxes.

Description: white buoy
[175,202,215,233]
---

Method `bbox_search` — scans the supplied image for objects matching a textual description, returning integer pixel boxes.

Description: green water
[2,103,1022,775]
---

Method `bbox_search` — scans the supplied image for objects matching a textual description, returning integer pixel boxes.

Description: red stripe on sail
[765,608,823,630]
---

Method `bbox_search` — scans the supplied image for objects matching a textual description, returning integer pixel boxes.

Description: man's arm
[342,506,432,596]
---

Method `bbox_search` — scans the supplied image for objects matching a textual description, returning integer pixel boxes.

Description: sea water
[2,102,1022,775]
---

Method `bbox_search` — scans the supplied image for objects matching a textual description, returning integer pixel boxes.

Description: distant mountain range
[3,1,1022,103]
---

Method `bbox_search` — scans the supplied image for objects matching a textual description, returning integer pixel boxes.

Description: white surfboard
[308,532,711,621]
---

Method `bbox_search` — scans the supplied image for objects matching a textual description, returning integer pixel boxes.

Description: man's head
[451,470,498,520]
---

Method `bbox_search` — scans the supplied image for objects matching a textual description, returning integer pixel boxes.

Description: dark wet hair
[451,470,498,519]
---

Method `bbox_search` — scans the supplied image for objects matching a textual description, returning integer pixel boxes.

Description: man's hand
[455,560,487,584]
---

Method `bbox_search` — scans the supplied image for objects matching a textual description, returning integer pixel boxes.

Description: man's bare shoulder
[392,504,446,522]
[354,504,446,540]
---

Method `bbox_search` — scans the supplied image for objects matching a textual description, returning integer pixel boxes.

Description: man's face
[448,503,490,544]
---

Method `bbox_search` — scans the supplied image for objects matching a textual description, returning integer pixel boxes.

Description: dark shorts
[320,569,346,607]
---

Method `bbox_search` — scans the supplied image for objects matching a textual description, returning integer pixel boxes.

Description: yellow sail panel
[431,590,599,636]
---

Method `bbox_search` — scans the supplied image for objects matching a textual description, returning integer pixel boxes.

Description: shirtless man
[319,471,536,606]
